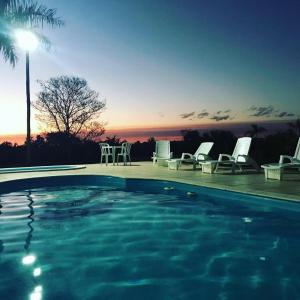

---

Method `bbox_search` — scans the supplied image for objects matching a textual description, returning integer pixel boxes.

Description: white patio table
[105,146,122,165]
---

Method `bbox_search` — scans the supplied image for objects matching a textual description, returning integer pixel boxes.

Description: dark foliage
[0,128,298,167]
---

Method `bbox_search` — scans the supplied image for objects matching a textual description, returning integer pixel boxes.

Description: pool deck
[0,161,299,202]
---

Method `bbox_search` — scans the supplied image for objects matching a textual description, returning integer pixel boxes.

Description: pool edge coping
[0,172,299,204]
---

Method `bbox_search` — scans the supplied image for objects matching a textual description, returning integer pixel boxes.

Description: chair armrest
[181,153,193,160]
[196,153,209,161]
[218,154,233,162]
[235,154,248,163]
[279,155,293,164]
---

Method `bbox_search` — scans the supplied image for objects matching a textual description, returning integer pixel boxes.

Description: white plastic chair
[215,137,259,173]
[181,142,214,169]
[279,137,300,165]
[99,143,113,166]
[152,140,172,165]
[261,138,300,180]
[117,142,132,166]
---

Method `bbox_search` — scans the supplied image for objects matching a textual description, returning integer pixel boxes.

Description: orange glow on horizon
[0,119,292,145]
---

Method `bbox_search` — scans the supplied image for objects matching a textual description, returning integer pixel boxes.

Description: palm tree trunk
[26,51,31,165]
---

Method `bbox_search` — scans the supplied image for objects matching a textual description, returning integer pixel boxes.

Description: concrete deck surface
[0,161,299,202]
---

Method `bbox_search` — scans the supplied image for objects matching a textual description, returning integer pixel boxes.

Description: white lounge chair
[152,140,172,166]
[279,137,300,165]
[215,137,259,173]
[261,137,300,180]
[180,142,214,169]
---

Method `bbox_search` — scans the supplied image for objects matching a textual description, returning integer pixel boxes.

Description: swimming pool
[0,175,299,299]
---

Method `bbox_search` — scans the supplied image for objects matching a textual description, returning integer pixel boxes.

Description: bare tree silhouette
[34,76,106,140]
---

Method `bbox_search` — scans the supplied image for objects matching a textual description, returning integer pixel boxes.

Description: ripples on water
[0,181,300,300]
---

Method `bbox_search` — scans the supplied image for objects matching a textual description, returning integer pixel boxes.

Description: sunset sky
[0,0,299,143]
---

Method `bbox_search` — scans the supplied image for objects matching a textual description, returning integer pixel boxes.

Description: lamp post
[15,30,38,165]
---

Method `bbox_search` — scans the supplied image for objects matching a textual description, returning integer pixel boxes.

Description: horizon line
[0,119,296,145]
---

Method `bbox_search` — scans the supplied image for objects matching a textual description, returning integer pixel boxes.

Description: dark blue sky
[0,0,299,136]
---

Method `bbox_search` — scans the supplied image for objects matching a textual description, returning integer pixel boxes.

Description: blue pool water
[0,175,300,300]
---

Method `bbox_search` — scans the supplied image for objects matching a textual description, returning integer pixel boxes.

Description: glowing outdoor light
[15,30,38,52]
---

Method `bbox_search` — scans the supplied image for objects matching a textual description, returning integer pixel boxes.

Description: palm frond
[6,0,64,28]
[0,0,11,13]
[0,31,17,66]
[0,0,64,67]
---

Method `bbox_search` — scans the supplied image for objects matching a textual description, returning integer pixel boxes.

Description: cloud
[197,111,209,119]
[210,114,230,121]
[276,112,295,118]
[210,109,233,122]
[179,109,233,122]
[248,105,295,119]
[179,112,195,119]
[216,109,231,115]
[248,106,274,117]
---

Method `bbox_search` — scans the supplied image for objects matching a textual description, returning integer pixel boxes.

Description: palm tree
[288,119,300,136]
[245,124,267,138]
[0,0,64,165]
[0,0,64,65]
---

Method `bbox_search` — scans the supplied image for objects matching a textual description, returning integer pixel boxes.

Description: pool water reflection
[0,175,300,299]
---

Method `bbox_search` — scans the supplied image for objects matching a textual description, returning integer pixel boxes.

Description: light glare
[33,267,42,277]
[29,292,42,300]
[29,286,43,300]
[22,254,36,265]
[34,286,43,293]
[15,30,38,52]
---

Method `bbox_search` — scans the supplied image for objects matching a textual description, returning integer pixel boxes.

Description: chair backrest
[194,142,214,157]
[99,143,111,155]
[155,140,171,159]
[294,137,300,160]
[232,137,252,159]
[121,142,132,155]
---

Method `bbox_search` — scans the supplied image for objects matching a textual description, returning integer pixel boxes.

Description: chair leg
[231,164,236,174]
[193,161,196,170]
[214,162,219,173]
[105,155,108,166]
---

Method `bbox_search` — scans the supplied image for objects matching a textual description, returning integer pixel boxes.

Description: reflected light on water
[22,254,36,265]
[34,286,43,293]
[29,285,43,300]
[33,267,42,277]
